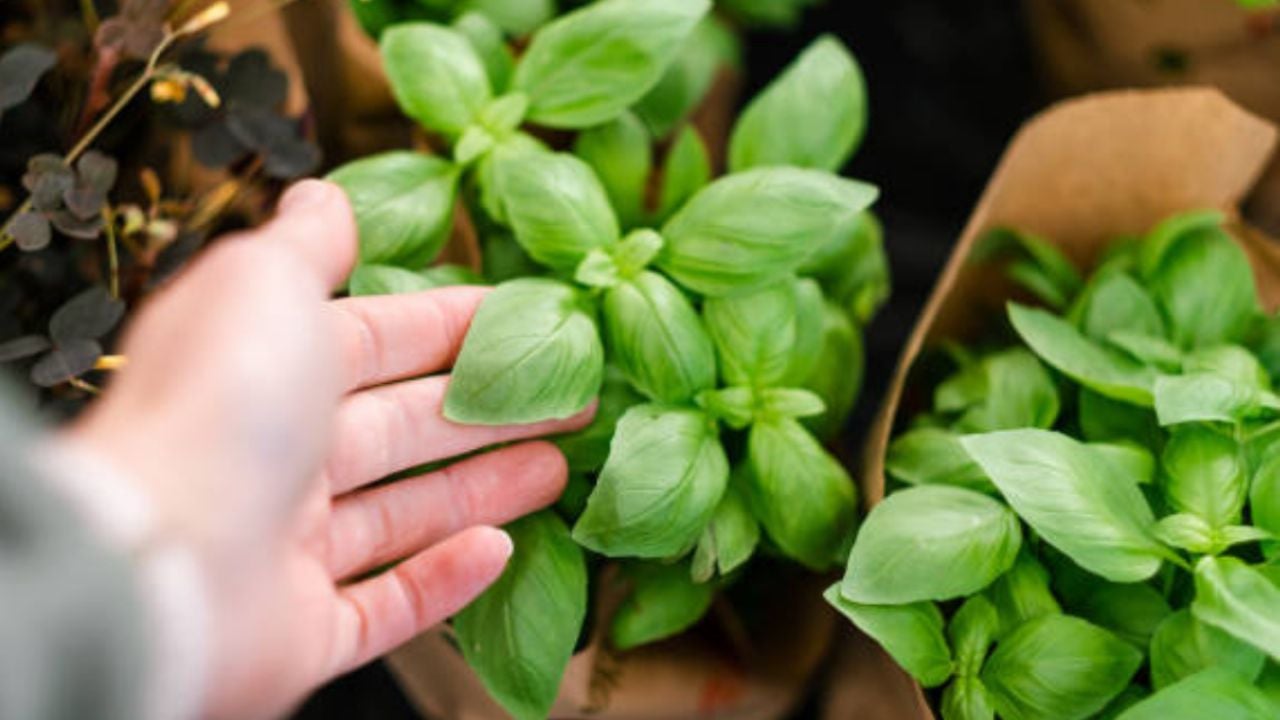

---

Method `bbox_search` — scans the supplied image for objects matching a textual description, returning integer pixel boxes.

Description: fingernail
[493,529,514,561]
[278,179,333,214]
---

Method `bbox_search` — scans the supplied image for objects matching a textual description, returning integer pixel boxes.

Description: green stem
[102,204,120,299]
[79,0,100,32]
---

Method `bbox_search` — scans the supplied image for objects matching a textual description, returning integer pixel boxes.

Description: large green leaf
[1149,609,1266,690]
[1115,667,1279,720]
[512,0,710,128]
[610,560,713,650]
[981,615,1143,720]
[327,152,458,266]
[961,429,1167,583]
[728,34,865,172]
[573,405,728,558]
[1192,556,1280,662]
[1144,224,1260,349]
[1161,425,1248,528]
[444,279,603,424]
[702,279,807,387]
[602,271,716,403]
[381,23,492,136]
[841,485,1021,604]
[825,585,954,688]
[455,512,586,720]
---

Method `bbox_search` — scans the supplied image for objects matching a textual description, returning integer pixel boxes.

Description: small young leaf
[984,551,1061,637]
[948,595,1000,677]
[885,427,994,493]
[1153,513,1217,554]
[573,405,728,558]
[445,279,603,424]
[50,286,125,343]
[659,167,878,296]
[492,151,619,272]
[656,125,711,223]
[952,349,1060,433]
[825,585,954,688]
[841,485,1021,605]
[728,35,866,172]
[691,480,758,581]
[757,388,825,420]
[1161,425,1248,527]
[976,227,1083,310]
[961,429,1167,583]
[1149,609,1266,690]
[1192,556,1280,662]
[980,615,1143,720]
[573,112,651,229]
[1114,667,1278,720]
[512,0,711,128]
[327,152,459,266]
[748,416,856,570]
[602,271,716,403]
[381,23,492,136]
[941,676,996,720]
[1144,224,1260,349]
[610,560,713,650]
[454,512,587,720]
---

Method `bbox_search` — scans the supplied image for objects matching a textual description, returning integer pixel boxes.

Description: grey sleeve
[0,381,147,720]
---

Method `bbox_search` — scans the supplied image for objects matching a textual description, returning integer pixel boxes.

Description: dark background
[294,1,1043,717]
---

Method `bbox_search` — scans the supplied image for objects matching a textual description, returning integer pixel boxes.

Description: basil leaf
[573,112,651,229]
[632,15,739,138]
[1075,270,1166,342]
[1090,442,1156,485]
[802,210,889,325]
[980,615,1143,720]
[1161,425,1248,527]
[445,279,603,424]
[961,429,1168,583]
[474,132,548,224]
[327,151,459,266]
[452,12,515,93]
[975,228,1083,311]
[609,560,713,651]
[886,427,994,493]
[381,23,492,136]
[703,279,816,387]
[1144,224,1260,348]
[784,278,827,385]
[573,405,728,558]
[1098,686,1149,720]
[1139,209,1227,276]
[347,263,482,296]
[1073,580,1171,648]
[1187,344,1272,389]
[464,0,554,36]
[1107,331,1185,371]
[840,485,1021,604]
[1192,556,1280,662]
[1008,302,1155,405]
[1259,661,1280,706]
[949,595,1000,677]
[602,271,716,403]
[659,167,878,296]
[942,676,996,720]
[727,34,865,172]
[1079,387,1161,446]
[655,125,711,223]
[800,300,863,440]
[454,511,586,720]
[747,416,856,569]
[492,151,619,272]
[1153,513,1217,554]
[691,479,758,582]
[1155,373,1276,426]
[1114,667,1278,720]
[984,551,1061,637]
[1253,451,1280,546]
[512,0,710,128]
[953,349,1060,433]
[555,366,642,473]
[825,585,954,688]
[1150,609,1266,690]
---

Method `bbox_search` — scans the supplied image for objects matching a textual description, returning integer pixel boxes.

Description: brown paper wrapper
[823,87,1280,718]
[1022,0,1280,232]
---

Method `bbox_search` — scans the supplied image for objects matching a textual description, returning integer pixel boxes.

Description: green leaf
[1139,209,1226,277]
[1090,442,1156,485]
[800,301,863,440]
[656,125,711,222]
[984,551,1061,637]
[1153,513,1218,554]
[573,112,651,229]
[1192,555,1280,662]
[825,585,954,688]
[1150,609,1266,690]
[473,132,548,223]
[454,511,586,720]
[381,23,492,136]
[949,596,1000,677]
[1107,331,1184,371]
[728,35,865,172]
[1154,373,1274,426]
[1253,451,1280,544]
[1161,425,1248,527]
[602,271,716,403]
[444,279,603,424]
[347,263,482,296]
[1073,580,1171,648]
[1186,344,1272,389]
[802,210,890,325]
[512,0,710,128]
[951,349,1060,433]
[757,388,825,420]
[885,427,994,493]
[492,151,619,272]
[691,480,759,581]
[747,416,856,569]
[840,485,1021,604]
[1079,387,1160,446]
[555,366,642,473]
[632,15,739,138]
[327,151,459,266]
[981,615,1143,720]
[702,279,816,387]
[1097,686,1150,720]
[1145,223,1260,348]
[462,0,554,36]
[573,405,728,558]
[1115,667,1278,720]
[1074,270,1166,342]
[976,228,1083,310]
[961,429,1167,583]
[942,676,996,720]
[610,560,713,650]
[659,167,878,296]
[452,12,515,93]
[783,278,826,385]
[1008,302,1155,405]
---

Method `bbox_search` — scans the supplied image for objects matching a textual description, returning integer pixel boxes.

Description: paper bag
[823,87,1280,719]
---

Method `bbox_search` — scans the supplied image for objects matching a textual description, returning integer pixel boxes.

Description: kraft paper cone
[824,87,1279,719]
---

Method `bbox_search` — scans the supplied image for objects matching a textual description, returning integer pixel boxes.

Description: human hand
[66,180,592,719]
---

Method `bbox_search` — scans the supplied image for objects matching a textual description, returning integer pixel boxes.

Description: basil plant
[830,211,1280,720]
[326,8,884,715]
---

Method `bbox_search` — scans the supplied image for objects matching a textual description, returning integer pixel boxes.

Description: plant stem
[102,204,120,299]
[68,377,102,395]
[79,0,100,32]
